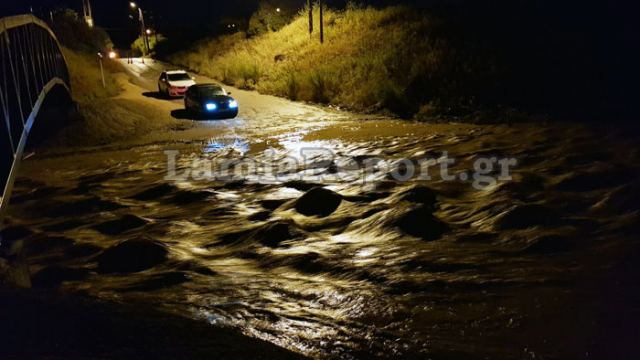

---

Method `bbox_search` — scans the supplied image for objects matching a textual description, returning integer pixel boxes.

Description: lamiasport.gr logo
[164,147,517,190]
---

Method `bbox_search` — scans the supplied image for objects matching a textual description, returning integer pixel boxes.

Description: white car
[158,70,196,97]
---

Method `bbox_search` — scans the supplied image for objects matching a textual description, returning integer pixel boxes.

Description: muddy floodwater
[4,63,640,359]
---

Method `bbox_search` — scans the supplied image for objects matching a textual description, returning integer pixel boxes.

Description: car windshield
[197,86,226,97]
[167,73,191,81]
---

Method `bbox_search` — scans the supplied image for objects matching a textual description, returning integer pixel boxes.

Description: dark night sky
[1,1,270,46]
[1,1,430,47]
[1,1,633,52]
[2,1,259,25]
[1,1,425,27]
[1,1,402,27]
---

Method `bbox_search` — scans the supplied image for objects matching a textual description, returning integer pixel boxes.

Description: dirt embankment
[53,49,188,147]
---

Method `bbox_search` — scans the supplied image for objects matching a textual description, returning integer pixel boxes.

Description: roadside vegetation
[131,33,167,57]
[58,47,178,146]
[173,5,434,118]
[170,1,629,122]
[63,48,121,101]
[49,10,178,146]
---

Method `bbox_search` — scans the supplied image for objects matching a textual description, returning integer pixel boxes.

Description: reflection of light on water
[204,137,250,155]
[276,130,333,159]
[280,139,333,160]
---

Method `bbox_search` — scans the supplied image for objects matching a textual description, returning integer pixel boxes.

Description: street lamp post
[130,2,150,61]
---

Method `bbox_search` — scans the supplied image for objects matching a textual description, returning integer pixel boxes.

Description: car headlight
[228,99,238,109]
[205,103,217,111]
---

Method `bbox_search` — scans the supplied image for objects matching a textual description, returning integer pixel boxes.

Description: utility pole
[319,0,324,44]
[139,9,149,54]
[82,0,94,28]
[308,0,313,35]
[130,2,149,62]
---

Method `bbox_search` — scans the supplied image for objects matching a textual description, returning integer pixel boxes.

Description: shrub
[51,9,112,53]
[171,5,431,115]
[169,2,630,121]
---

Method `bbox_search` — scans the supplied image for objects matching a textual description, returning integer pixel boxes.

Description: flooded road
[3,60,640,359]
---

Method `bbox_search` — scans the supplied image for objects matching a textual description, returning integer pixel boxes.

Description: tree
[50,9,113,53]
[131,34,167,56]
[247,1,297,37]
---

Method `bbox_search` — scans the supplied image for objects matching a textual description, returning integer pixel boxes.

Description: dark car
[184,84,238,119]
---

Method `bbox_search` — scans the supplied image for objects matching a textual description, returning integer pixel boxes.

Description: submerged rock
[122,272,190,292]
[395,206,449,241]
[212,220,305,248]
[49,197,125,217]
[66,243,103,258]
[259,199,287,210]
[522,235,573,254]
[591,183,640,214]
[555,168,634,192]
[92,215,149,236]
[129,183,176,201]
[493,204,559,230]
[294,187,342,217]
[284,180,323,192]
[248,211,271,222]
[32,266,89,288]
[25,236,75,256]
[167,190,213,205]
[398,185,438,209]
[97,238,168,274]
[253,220,305,247]
[0,226,33,246]
[41,220,87,232]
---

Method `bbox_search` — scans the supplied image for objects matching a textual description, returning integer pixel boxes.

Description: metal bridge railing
[0,14,70,217]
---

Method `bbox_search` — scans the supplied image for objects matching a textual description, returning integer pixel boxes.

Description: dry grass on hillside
[63,48,121,101]
[172,5,444,118]
[58,49,179,146]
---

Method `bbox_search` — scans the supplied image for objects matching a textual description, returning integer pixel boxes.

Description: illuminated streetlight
[96,52,106,88]
[128,2,149,59]
[108,51,117,59]
[276,8,281,12]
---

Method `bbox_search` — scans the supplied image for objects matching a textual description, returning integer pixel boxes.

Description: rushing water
[4,118,640,359]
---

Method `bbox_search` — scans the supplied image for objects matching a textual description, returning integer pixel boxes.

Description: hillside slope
[172,5,452,120]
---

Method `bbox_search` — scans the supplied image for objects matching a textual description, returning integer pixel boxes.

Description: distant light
[108,51,117,59]
[205,103,217,111]
[228,100,238,109]
[130,2,137,8]
[276,8,281,12]
[97,52,103,58]
[146,28,152,34]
